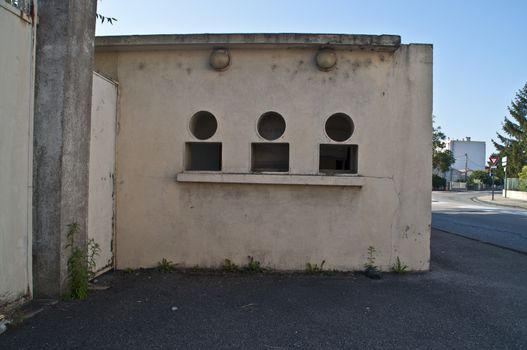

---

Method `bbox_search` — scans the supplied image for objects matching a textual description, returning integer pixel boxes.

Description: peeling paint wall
[95,39,432,271]
[88,72,117,275]
[0,2,35,306]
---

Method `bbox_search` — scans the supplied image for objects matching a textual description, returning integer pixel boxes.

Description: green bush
[65,223,100,300]
[519,166,527,191]
[432,174,446,190]
[468,170,492,186]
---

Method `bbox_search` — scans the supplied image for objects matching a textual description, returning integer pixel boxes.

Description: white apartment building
[446,137,486,182]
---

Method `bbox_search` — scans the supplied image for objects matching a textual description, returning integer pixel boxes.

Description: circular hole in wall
[190,111,218,140]
[325,113,354,142]
[257,112,286,141]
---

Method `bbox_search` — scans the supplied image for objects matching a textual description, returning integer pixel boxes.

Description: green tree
[520,166,527,181]
[433,150,456,173]
[433,116,447,151]
[433,117,455,176]
[96,0,117,24]
[519,165,527,191]
[492,83,527,176]
[468,170,492,186]
[432,174,446,190]
[96,13,117,24]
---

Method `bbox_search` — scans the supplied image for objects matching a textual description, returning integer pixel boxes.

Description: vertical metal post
[449,167,453,191]
[464,153,468,183]
[491,168,495,200]
[504,166,507,198]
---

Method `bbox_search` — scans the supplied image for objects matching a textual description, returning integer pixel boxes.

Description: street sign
[489,155,499,166]
[488,156,498,201]
[502,156,507,166]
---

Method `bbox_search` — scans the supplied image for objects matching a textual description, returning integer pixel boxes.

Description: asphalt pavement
[432,191,527,253]
[1,229,526,349]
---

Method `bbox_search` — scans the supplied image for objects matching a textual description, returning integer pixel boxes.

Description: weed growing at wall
[364,246,376,270]
[222,259,239,272]
[65,223,100,300]
[87,238,101,279]
[392,256,408,274]
[364,246,382,279]
[244,256,263,273]
[157,258,175,272]
[306,260,326,274]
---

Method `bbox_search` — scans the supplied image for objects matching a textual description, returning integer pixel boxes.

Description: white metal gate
[88,72,117,275]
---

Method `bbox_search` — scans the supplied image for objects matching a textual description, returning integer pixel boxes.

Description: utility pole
[33,0,98,298]
[449,167,453,191]
[465,153,468,186]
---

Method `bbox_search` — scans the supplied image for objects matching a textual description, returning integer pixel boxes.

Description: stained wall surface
[95,35,432,271]
[0,2,34,306]
[88,72,117,275]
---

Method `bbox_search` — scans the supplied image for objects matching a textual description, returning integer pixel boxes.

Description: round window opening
[190,111,218,140]
[325,113,354,142]
[257,112,286,141]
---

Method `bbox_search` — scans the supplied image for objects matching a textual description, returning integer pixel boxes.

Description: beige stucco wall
[0,2,35,306]
[95,37,432,271]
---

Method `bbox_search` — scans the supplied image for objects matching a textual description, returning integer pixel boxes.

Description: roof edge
[95,33,402,52]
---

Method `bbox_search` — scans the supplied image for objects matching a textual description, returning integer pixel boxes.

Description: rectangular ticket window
[319,144,358,174]
[251,143,289,172]
[185,142,222,171]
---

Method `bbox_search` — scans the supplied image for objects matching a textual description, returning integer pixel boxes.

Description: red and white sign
[489,155,499,166]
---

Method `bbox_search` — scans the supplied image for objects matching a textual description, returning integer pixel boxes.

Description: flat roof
[95,33,402,52]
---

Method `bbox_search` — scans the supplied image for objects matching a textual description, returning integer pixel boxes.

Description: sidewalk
[475,193,527,210]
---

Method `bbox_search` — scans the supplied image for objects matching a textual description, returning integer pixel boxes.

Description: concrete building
[446,137,486,182]
[0,0,35,307]
[1,0,101,305]
[1,29,434,309]
[94,34,433,271]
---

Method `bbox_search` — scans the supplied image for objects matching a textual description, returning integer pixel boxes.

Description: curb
[471,196,527,210]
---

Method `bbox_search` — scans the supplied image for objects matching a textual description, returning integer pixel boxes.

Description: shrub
[468,170,492,186]
[432,174,446,190]
[519,166,527,192]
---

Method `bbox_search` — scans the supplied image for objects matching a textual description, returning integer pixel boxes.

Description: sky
[96,0,527,159]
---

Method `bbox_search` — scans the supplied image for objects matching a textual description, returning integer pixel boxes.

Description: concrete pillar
[33,0,97,298]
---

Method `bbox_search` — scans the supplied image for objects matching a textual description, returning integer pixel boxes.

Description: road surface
[432,191,527,253]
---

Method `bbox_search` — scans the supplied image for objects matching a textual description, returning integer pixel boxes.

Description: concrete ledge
[503,190,527,202]
[96,33,401,52]
[176,172,364,187]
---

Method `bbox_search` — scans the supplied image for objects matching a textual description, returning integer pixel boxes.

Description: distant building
[445,137,486,182]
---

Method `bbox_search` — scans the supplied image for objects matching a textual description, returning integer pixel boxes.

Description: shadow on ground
[1,229,526,349]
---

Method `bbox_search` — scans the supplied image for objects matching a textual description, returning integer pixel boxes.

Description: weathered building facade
[95,34,432,271]
[445,137,486,182]
[0,0,35,306]
[1,0,100,305]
